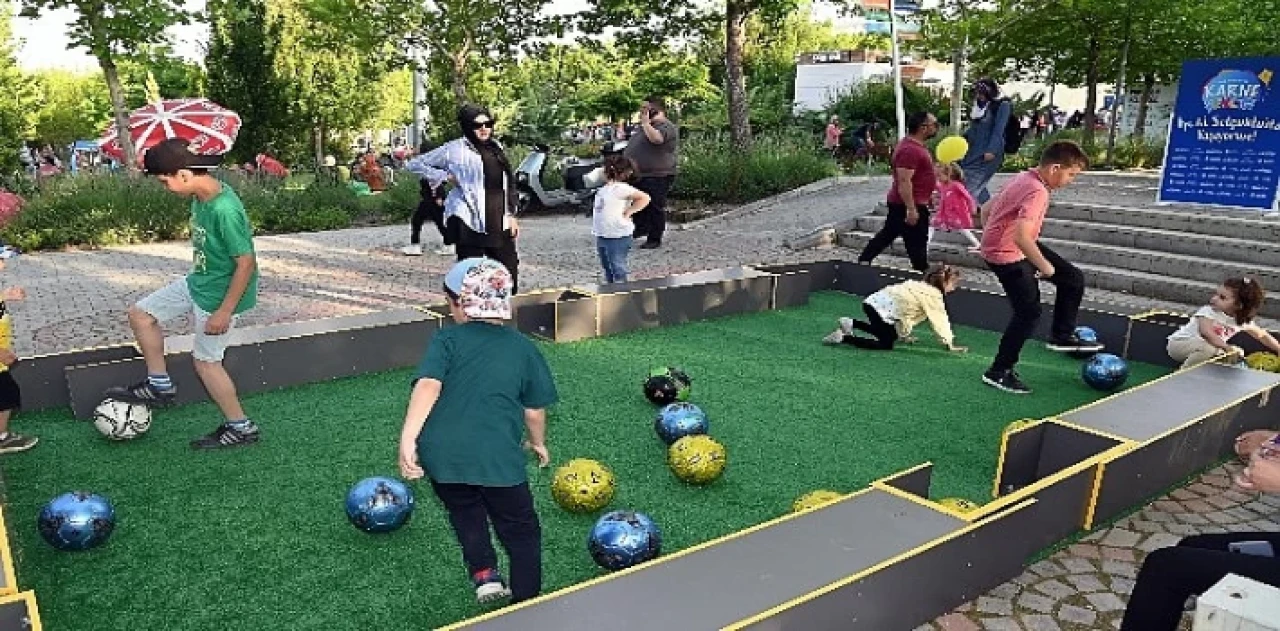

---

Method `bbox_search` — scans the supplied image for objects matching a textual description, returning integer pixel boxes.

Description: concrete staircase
[838,201,1280,318]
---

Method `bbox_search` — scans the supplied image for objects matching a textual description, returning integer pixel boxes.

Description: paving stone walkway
[7,170,1276,629]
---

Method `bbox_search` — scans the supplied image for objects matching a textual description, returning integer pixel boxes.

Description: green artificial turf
[1,291,1167,629]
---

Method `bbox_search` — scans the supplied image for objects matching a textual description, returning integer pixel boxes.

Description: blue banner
[1158,57,1280,211]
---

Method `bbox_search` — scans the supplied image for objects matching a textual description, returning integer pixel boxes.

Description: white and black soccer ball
[92,398,152,441]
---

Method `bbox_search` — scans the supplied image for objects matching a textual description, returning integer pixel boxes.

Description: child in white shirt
[1167,277,1280,369]
[592,156,650,283]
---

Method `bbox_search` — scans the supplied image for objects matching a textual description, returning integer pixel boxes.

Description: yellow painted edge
[966,446,1126,521]
[0,508,14,597]
[1141,386,1280,446]
[0,591,41,631]
[1047,418,1135,444]
[872,461,933,486]
[1084,460,1108,530]
[721,498,1040,630]
[1054,358,1205,421]
[438,487,880,630]
[992,419,1047,499]
[871,481,975,522]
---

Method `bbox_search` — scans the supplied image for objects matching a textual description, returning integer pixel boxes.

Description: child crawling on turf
[397,257,558,607]
[823,264,968,353]
[1166,276,1280,369]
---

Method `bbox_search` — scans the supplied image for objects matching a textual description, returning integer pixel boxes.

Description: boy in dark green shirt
[398,257,557,606]
[105,138,261,449]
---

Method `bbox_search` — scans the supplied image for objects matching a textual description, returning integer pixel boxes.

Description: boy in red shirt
[979,140,1101,394]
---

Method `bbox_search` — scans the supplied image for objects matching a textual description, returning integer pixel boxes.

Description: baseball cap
[142,138,225,176]
[444,258,513,320]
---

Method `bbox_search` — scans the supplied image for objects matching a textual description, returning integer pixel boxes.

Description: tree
[206,0,295,162]
[18,0,191,170]
[118,45,204,108]
[30,70,112,148]
[0,1,38,174]
[304,0,564,106]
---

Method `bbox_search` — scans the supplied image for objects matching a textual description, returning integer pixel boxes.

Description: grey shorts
[136,278,238,362]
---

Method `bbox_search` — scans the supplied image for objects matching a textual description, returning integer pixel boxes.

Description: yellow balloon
[935,136,969,164]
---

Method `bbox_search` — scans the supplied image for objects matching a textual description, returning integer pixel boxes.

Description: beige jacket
[876,280,956,346]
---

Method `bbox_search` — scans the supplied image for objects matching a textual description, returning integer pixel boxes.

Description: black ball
[643,376,680,406]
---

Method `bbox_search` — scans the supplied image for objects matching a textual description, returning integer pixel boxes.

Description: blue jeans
[596,236,631,283]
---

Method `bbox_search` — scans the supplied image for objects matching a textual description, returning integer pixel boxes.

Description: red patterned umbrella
[99,98,242,163]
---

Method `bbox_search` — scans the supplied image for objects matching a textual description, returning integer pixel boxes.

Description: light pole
[890,0,907,140]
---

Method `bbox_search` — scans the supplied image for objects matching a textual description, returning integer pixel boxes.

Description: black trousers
[858,202,931,271]
[430,480,543,603]
[1120,532,1280,630]
[987,242,1085,373]
[410,195,446,245]
[456,232,520,295]
[842,302,899,350]
[632,175,675,244]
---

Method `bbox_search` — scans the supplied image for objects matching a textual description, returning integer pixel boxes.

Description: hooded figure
[406,104,522,292]
[959,77,1012,204]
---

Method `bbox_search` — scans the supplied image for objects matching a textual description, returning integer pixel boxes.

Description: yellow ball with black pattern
[1245,352,1280,372]
[792,490,843,513]
[668,435,727,485]
[1003,419,1035,435]
[937,497,980,513]
[550,459,616,513]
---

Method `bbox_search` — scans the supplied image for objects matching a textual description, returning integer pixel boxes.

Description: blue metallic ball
[1068,326,1102,358]
[37,491,116,551]
[654,403,709,445]
[587,510,662,571]
[1082,353,1129,391]
[345,477,415,533]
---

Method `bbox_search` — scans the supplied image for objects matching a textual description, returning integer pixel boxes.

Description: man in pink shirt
[979,140,1101,394]
[858,111,940,272]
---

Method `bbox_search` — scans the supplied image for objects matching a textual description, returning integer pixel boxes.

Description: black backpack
[1000,99,1025,155]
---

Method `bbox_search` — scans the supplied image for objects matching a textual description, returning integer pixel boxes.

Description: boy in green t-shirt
[398,257,558,606]
[0,269,36,454]
[105,139,261,450]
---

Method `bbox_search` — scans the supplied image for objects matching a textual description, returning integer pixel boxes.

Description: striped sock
[227,419,258,434]
[147,374,174,392]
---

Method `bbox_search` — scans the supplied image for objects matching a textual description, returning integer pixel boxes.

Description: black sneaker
[639,240,661,249]
[190,423,260,450]
[983,369,1032,395]
[1046,335,1105,354]
[0,432,38,454]
[104,380,176,407]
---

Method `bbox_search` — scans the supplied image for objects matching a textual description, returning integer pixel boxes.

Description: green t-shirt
[416,322,559,487]
[186,182,258,314]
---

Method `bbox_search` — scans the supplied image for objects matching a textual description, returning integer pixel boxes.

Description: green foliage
[1001,129,1166,171]
[673,128,838,203]
[117,45,204,108]
[0,174,419,250]
[825,81,952,132]
[28,70,112,148]
[0,1,36,174]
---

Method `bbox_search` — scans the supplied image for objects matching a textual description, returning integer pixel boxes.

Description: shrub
[673,129,839,203]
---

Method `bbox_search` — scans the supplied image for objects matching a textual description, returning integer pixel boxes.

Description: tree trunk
[450,39,471,105]
[313,121,324,168]
[724,1,753,153]
[1132,74,1155,139]
[1081,35,1100,146]
[950,45,966,135]
[100,56,138,171]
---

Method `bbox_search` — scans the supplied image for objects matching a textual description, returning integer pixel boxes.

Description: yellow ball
[937,497,980,513]
[935,135,969,164]
[668,435,727,485]
[1003,419,1035,435]
[550,458,616,513]
[792,490,843,513]
[1245,352,1280,372]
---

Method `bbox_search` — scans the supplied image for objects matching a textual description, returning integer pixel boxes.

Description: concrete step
[853,215,1280,286]
[837,230,1280,320]
[1049,202,1280,241]
[1037,218,1280,269]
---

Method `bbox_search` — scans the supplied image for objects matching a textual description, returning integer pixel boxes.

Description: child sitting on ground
[823,264,968,353]
[929,162,981,252]
[1166,277,1280,369]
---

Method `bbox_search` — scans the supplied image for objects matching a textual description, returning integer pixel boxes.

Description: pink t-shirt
[979,169,1050,265]
[824,124,842,149]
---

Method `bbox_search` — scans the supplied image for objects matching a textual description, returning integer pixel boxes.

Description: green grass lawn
[0,292,1166,630]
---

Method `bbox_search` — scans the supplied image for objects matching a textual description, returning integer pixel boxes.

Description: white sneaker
[838,317,855,336]
[433,245,454,256]
[475,581,511,604]
[401,244,423,256]
[823,329,845,345]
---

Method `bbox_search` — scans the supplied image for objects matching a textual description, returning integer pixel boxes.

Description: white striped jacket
[405,138,514,234]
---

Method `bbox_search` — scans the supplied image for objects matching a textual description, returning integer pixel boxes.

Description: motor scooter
[515,141,627,214]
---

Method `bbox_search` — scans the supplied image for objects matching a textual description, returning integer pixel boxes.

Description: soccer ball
[345,477,415,533]
[654,403,709,445]
[550,459,616,513]
[792,490,843,513]
[92,398,152,441]
[37,491,116,551]
[668,435,727,485]
[587,510,662,571]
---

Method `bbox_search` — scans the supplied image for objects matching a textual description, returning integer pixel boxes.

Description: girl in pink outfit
[930,162,981,251]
